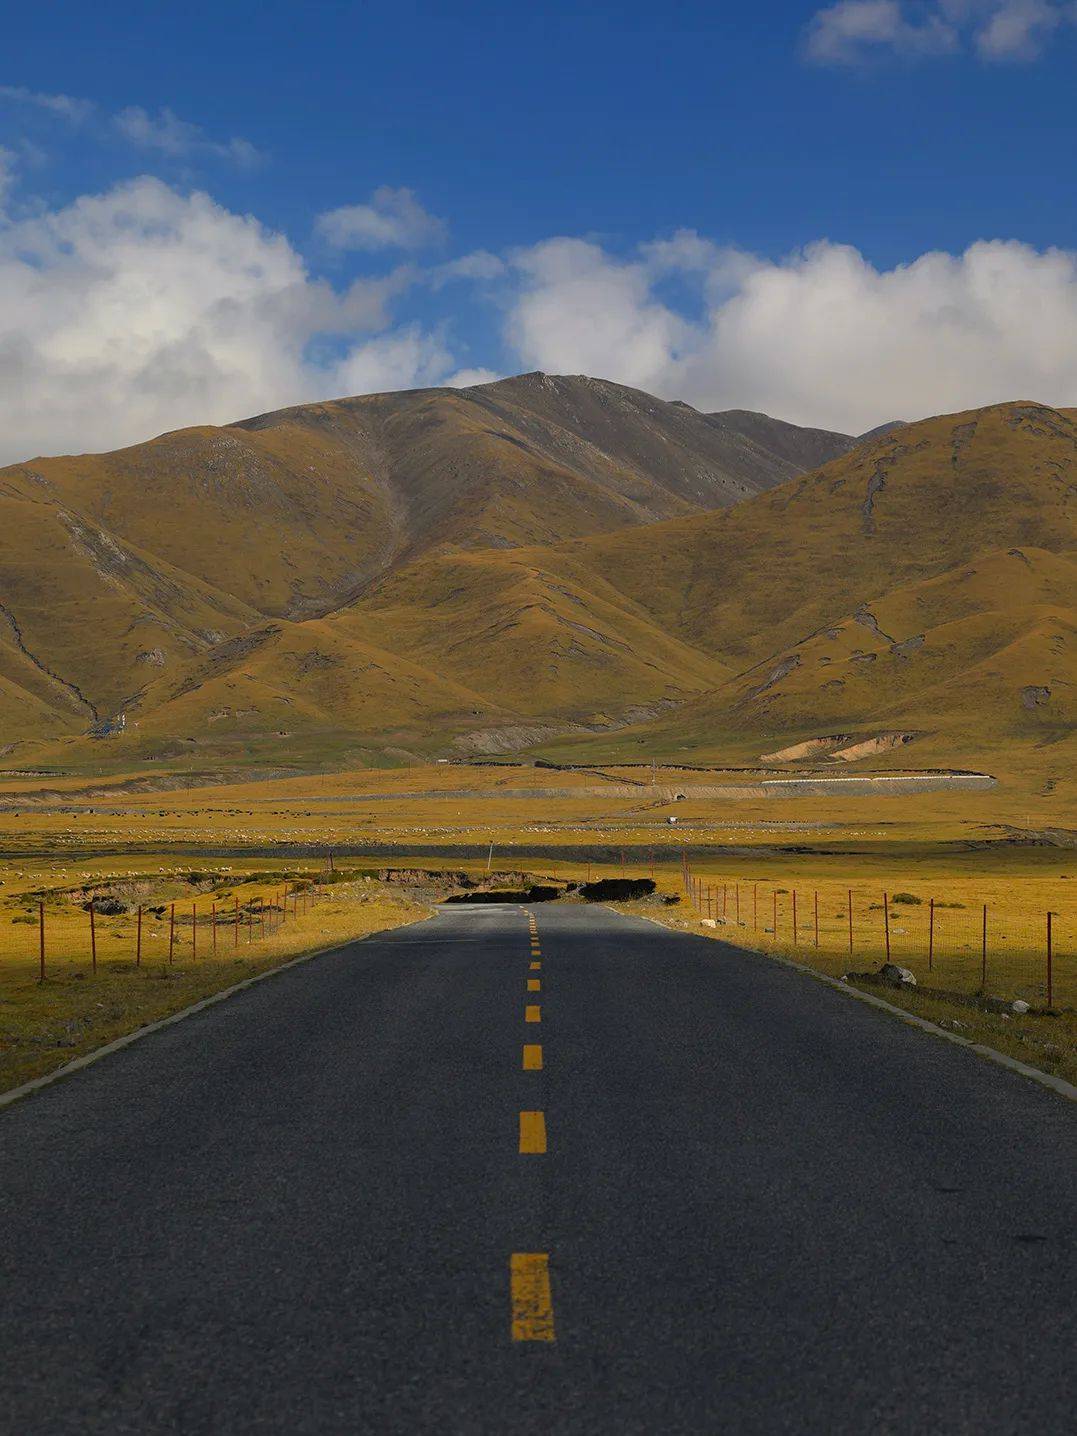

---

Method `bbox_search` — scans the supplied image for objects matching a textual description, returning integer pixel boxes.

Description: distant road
[1,904,1074,1432]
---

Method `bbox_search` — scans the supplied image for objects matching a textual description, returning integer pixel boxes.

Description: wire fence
[679,861,1074,1010]
[4,881,326,983]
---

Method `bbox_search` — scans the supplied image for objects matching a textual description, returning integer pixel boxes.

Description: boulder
[879,962,917,987]
[1011,999,1031,1015]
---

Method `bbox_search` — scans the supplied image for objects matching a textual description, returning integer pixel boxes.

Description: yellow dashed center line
[519,1110,547,1153]
[510,1253,555,1341]
[515,920,554,1340]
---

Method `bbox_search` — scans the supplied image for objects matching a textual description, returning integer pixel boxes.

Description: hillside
[0,373,847,760]
[531,401,1076,780]
[0,386,1073,795]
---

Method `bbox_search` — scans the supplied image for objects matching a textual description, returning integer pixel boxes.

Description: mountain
[0,373,850,762]
[525,401,1076,776]
[230,372,857,560]
[702,408,860,476]
[0,382,1072,789]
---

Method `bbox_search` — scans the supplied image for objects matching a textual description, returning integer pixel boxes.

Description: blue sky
[3,0,1077,459]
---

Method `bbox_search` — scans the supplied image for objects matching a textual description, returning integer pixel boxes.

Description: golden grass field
[0,755,1072,1095]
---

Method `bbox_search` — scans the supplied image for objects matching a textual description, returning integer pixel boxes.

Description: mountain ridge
[0,382,1072,795]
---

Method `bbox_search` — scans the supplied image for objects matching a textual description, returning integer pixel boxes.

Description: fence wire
[681,868,1073,1009]
[3,882,325,983]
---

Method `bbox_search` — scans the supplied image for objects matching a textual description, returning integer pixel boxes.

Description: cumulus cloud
[113,106,262,167]
[0,177,458,462]
[7,167,1077,462]
[315,186,447,252]
[805,0,1075,62]
[443,366,501,387]
[506,238,693,390]
[332,326,453,396]
[499,231,1077,433]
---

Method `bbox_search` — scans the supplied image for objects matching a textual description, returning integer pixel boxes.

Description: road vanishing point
[1,902,1075,1433]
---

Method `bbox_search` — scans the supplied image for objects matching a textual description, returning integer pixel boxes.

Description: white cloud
[0,145,15,212]
[0,177,458,463]
[443,366,501,387]
[429,249,505,287]
[805,0,1074,62]
[7,169,1077,462]
[0,84,94,122]
[972,0,1066,57]
[332,326,453,396]
[805,0,957,62]
[499,231,1077,433]
[1,86,261,166]
[113,106,262,167]
[505,238,692,390]
[316,186,447,252]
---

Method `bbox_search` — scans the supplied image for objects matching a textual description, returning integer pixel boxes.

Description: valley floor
[0,759,1071,1092]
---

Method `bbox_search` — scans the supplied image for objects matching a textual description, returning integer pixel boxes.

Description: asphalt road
[1,902,1075,1434]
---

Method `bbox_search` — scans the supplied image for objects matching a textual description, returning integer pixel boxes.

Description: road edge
[0,913,434,1115]
[625,909,1077,1105]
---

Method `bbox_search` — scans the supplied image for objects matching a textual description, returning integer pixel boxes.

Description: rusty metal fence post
[883,893,891,964]
[981,903,988,991]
